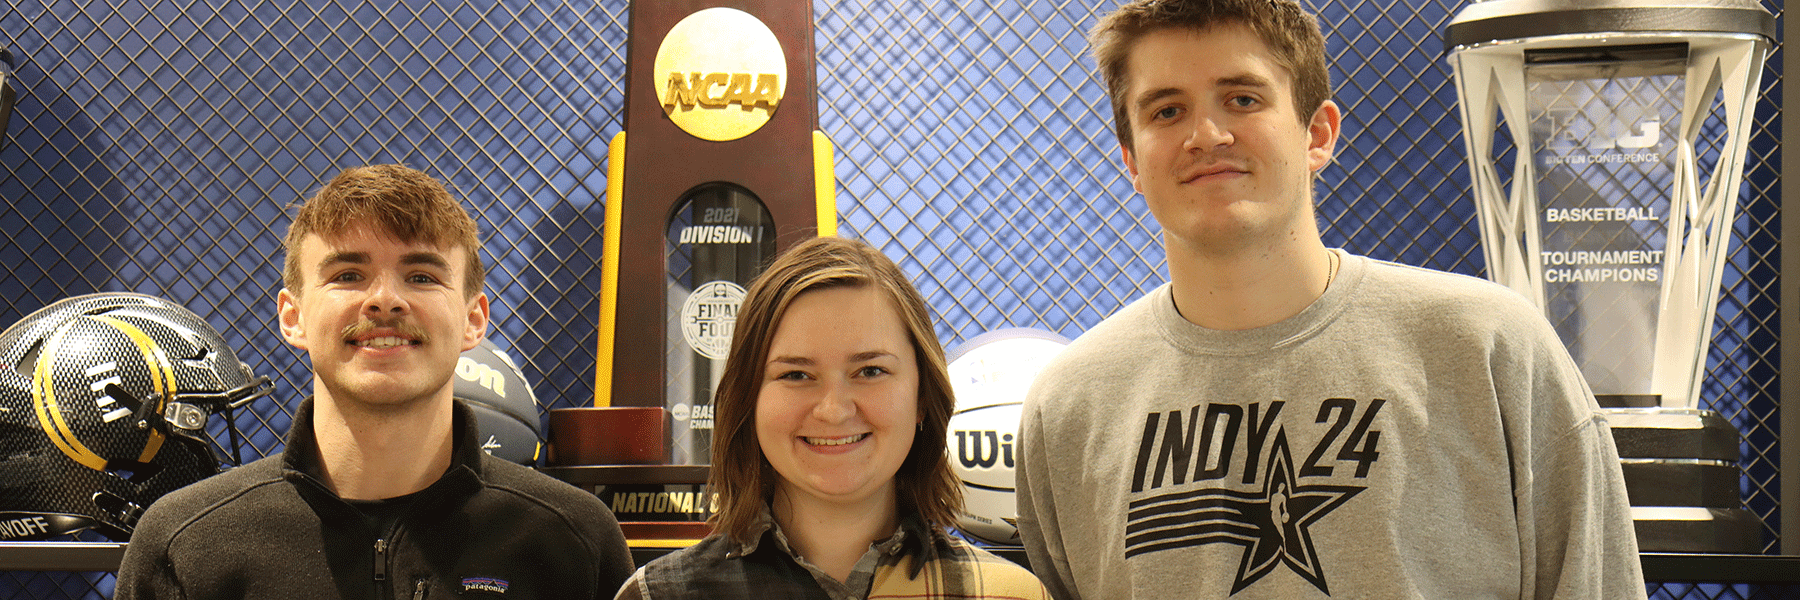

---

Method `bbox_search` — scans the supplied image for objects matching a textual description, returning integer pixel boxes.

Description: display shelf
[2,542,1796,584]
[620,521,711,541]
[1640,553,1800,584]
[541,465,710,486]
[621,549,1800,585]
[0,542,125,571]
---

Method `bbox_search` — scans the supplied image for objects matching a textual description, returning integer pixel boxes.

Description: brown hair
[708,236,962,544]
[281,164,485,297]
[1090,0,1331,150]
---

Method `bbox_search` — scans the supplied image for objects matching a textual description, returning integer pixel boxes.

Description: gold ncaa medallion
[654,7,787,142]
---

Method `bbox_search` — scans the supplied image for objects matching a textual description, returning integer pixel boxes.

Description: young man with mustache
[116,164,634,599]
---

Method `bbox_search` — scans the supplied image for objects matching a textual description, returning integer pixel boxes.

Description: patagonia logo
[461,577,509,594]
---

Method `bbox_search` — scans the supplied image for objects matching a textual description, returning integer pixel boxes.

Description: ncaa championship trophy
[544,0,835,544]
[1447,0,1773,552]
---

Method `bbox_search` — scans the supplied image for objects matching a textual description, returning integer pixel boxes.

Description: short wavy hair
[1091,0,1332,151]
[708,236,961,544]
[282,164,485,297]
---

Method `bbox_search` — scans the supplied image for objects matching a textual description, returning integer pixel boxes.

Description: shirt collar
[281,397,487,495]
[725,505,942,577]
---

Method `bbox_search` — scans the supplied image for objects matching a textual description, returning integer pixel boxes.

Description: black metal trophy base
[1599,403,1739,461]
[1620,461,1742,507]
[1632,507,1762,554]
[1600,406,1763,553]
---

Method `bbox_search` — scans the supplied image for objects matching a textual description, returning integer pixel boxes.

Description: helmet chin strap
[90,491,142,539]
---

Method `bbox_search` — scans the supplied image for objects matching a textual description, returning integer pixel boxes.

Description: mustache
[340,318,430,344]
[1176,151,1247,174]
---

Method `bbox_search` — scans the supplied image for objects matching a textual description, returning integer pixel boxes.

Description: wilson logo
[954,430,1015,470]
[455,357,506,399]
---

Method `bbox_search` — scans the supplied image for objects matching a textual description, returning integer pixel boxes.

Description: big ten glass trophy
[1446,0,1773,553]
[544,0,836,547]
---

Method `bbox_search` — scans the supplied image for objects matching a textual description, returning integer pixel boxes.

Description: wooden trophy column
[546,0,834,545]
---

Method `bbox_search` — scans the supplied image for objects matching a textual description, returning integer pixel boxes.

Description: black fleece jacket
[114,398,634,599]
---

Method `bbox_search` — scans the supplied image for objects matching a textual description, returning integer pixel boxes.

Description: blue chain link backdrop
[0,0,1783,597]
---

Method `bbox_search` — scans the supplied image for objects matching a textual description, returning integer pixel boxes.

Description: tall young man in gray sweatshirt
[1013,1,1644,598]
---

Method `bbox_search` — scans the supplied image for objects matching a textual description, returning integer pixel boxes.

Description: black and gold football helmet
[0,293,270,540]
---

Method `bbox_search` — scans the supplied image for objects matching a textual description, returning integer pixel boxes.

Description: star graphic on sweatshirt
[1229,429,1363,595]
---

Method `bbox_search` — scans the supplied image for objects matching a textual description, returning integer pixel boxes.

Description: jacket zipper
[412,578,428,599]
[373,538,389,582]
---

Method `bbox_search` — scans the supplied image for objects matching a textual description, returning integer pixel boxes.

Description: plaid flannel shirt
[615,509,1047,600]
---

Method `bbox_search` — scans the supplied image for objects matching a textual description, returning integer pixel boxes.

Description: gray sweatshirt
[1016,251,1644,599]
